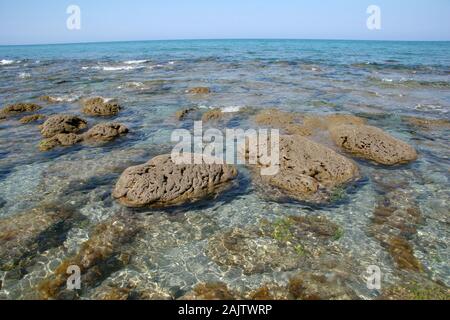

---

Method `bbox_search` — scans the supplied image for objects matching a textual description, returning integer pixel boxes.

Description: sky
[0,0,449,45]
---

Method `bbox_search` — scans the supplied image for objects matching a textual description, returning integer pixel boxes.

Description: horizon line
[1,37,450,47]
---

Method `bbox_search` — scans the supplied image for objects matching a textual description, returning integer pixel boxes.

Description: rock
[403,116,450,130]
[187,87,210,94]
[83,123,129,142]
[81,97,121,116]
[202,108,223,122]
[252,135,359,202]
[0,205,81,271]
[20,114,47,124]
[329,125,418,165]
[113,154,238,207]
[254,109,367,137]
[380,279,449,300]
[176,108,196,121]
[0,103,42,117]
[206,228,302,275]
[39,133,83,151]
[37,215,140,299]
[40,115,88,138]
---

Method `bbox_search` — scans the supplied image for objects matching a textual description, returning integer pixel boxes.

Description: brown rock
[176,108,196,121]
[20,114,47,124]
[181,283,238,300]
[39,133,83,151]
[113,154,238,208]
[329,125,418,165]
[403,116,450,130]
[37,215,140,299]
[253,135,359,202]
[81,97,121,116]
[187,87,210,94]
[0,103,42,117]
[83,123,129,142]
[202,108,223,122]
[40,115,87,138]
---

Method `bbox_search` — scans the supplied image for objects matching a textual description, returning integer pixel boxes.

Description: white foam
[381,78,393,83]
[0,59,14,65]
[220,106,242,113]
[18,72,31,79]
[124,60,149,65]
[48,94,80,103]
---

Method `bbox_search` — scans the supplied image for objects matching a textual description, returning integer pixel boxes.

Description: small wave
[124,60,149,65]
[199,105,243,113]
[46,94,80,103]
[117,82,146,89]
[0,59,14,65]
[414,104,448,114]
[82,65,145,71]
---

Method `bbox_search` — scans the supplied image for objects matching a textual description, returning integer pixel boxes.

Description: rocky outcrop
[252,135,359,202]
[329,125,417,165]
[81,97,121,116]
[40,115,88,138]
[39,133,83,151]
[187,87,210,94]
[83,123,129,142]
[20,114,46,124]
[113,154,238,207]
[0,103,42,117]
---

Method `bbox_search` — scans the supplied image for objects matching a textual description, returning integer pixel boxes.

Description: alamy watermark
[66,265,81,290]
[367,5,381,30]
[66,5,81,30]
[171,121,280,176]
[366,265,382,290]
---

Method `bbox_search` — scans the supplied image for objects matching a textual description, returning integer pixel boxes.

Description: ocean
[0,39,449,299]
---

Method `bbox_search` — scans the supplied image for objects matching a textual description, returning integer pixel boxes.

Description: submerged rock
[20,114,47,124]
[39,133,83,151]
[81,97,121,116]
[37,215,140,299]
[402,116,450,130]
[83,123,129,142]
[180,282,238,300]
[207,215,344,275]
[40,115,88,138]
[0,205,82,272]
[202,108,223,122]
[330,125,417,165]
[187,87,211,94]
[0,103,42,117]
[113,154,238,208]
[252,135,359,202]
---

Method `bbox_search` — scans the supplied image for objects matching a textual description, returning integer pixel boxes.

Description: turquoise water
[0,40,449,299]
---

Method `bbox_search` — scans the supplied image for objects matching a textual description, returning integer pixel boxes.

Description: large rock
[83,123,129,142]
[329,125,418,165]
[253,135,359,202]
[40,115,87,138]
[81,97,121,116]
[113,154,238,207]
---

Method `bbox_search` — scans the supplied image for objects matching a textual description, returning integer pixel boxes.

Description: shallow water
[0,40,449,300]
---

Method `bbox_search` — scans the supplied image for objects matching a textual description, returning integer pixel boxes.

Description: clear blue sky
[0,0,449,45]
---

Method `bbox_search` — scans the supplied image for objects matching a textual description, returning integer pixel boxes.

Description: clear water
[0,40,449,300]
